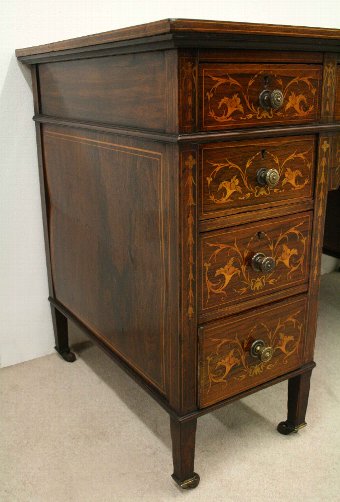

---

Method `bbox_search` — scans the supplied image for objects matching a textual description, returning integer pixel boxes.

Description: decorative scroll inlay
[204,221,307,302]
[321,59,337,118]
[206,148,312,205]
[180,58,197,130]
[313,139,330,281]
[205,70,318,124]
[206,310,303,390]
[185,154,196,319]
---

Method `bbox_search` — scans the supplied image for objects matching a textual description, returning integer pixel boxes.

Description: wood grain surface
[43,125,175,393]
[200,212,312,315]
[200,64,321,130]
[335,65,340,121]
[200,135,315,218]
[38,51,178,133]
[199,295,308,407]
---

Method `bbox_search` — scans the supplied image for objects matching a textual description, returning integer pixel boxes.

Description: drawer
[199,295,307,408]
[200,64,321,130]
[200,212,311,315]
[200,135,315,218]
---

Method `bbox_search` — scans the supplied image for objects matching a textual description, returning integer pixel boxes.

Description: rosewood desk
[16,19,340,489]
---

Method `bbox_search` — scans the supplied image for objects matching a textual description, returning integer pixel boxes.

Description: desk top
[16,18,340,62]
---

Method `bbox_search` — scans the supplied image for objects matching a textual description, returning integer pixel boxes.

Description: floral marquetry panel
[199,296,307,407]
[200,135,315,218]
[200,64,321,130]
[199,212,312,314]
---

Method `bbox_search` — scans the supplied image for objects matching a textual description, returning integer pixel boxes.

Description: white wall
[1,1,340,368]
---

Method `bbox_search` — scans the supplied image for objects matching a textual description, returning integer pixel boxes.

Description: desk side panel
[38,51,178,133]
[42,124,179,394]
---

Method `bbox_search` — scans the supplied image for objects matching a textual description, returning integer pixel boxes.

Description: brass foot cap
[172,473,200,489]
[277,420,307,435]
[55,348,77,363]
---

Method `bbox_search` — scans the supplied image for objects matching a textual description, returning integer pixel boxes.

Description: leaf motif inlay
[205,70,318,124]
[206,148,311,205]
[206,311,303,390]
[204,222,307,302]
[185,154,196,319]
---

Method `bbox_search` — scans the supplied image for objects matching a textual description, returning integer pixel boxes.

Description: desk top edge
[16,18,340,59]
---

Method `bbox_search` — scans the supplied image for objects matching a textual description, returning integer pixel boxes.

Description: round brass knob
[251,252,276,274]
[270,89,284,110]
[259,89,284,110]
[250,340,274,363]
[256,167,280,188]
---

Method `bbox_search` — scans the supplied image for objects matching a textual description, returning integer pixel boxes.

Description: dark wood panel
[200,212,312,315]
[200,64,321,131]
[200,135,315,218]
[39,51,177,133]
[178,51,198,133]
[323,188,340,258]
[49,298,176,417]
[199,295,308,408]
[43,124,177,393]
[335,65,340,121]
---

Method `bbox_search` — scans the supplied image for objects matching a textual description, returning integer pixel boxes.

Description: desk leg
[51,305,76,363]
[170,416,200,489]
[277,368,313,435]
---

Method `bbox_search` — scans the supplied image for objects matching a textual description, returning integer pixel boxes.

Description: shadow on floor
[68,322,285,460]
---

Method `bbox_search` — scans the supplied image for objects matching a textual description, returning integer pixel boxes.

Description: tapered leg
[51,305,76,362]
[277,368,313,435]
[170,417,199,489]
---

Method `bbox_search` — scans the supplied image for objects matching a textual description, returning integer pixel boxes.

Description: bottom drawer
[198,295,307,408]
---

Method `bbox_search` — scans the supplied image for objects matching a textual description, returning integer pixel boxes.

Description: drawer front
[200,136,315,218]
[199,295,307,408]
[200,64,321,130]
[200,212,311,314]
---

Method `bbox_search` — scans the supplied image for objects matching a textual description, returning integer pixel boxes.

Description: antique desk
[16,20,340,489]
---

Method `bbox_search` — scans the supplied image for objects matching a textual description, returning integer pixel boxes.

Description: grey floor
[1,273,340,502]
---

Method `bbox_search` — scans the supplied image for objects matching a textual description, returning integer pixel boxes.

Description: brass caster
[55,348,76,363]
[172,472,200,489]
[277,420,307,435]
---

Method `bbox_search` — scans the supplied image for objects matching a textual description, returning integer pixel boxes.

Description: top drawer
[200,64,322,130]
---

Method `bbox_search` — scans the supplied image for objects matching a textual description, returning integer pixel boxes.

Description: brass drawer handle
[259,89,284,110]
[256,167,280,188]
[250,340,273,363]
[251,252,276,273]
